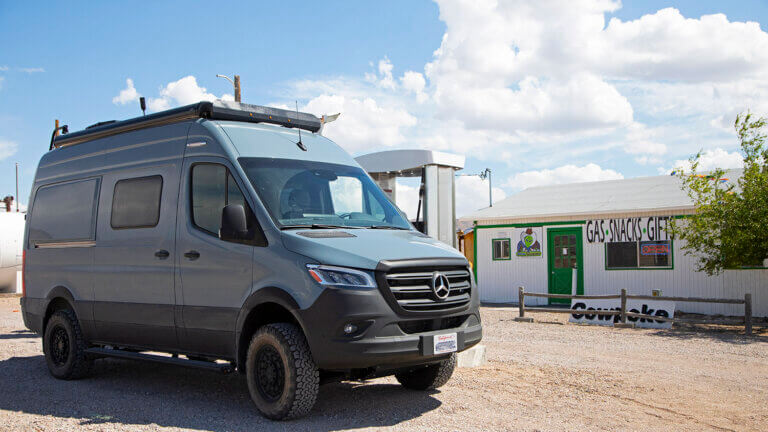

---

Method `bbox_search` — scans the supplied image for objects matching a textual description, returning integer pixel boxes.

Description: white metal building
[461,172,768,317]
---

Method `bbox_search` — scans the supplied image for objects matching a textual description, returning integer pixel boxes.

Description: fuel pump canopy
[355,149,464,247]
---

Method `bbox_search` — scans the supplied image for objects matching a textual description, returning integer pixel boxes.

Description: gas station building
[461,172,768,317]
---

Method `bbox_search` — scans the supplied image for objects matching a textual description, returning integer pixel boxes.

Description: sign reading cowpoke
[516,227,542,257]
[568,299,676,329]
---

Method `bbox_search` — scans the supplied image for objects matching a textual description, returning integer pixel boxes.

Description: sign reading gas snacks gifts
[515,227,542,257]
[585,216,672,243]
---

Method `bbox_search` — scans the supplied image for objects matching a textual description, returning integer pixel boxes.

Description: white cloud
[393,176,506,220]
[599,8,768,82]
[0,139,18,161]
[0,77,4,91]
[0,66,8,71]
[455,175,506,217]
[146,76,233,112]
[366,57,396,90]
[19,67,44,73]
[112,78,141,105]
[400,71,428,103]
[667,148,744,173]
[276,2,768,173]
[302,93,417,154]
[506,163,624,191]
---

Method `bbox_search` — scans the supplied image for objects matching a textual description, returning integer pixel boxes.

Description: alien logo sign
[516,228,542,257]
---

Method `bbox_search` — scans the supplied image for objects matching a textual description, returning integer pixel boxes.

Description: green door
[547,228,583,304]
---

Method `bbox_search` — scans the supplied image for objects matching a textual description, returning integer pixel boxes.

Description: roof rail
[51,100,323,150]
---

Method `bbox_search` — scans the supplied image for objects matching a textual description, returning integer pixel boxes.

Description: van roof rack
[51,100,323,150]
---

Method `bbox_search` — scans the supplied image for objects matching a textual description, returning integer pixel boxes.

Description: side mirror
[220,204,248,241]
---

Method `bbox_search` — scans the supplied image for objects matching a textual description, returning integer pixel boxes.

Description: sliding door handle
[184,250,200,260]
[154,249,170,259]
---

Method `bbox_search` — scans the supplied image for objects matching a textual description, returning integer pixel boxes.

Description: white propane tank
[0,212,25,293]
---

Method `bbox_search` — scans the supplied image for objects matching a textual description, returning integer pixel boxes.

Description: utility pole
[479,168,492,207]
[15,163,19,212]
[216,74,242,102]
[234,75,241,102]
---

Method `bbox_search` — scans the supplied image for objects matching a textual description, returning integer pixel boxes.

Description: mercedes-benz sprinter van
[20,101,482,420]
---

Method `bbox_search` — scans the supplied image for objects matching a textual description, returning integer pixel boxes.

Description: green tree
[669,112,768,275]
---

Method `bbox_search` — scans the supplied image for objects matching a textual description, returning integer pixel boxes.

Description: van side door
[92,164,180,349]
[176,157,258,357]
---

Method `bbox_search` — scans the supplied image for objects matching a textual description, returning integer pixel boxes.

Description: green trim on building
[475,220,586,230]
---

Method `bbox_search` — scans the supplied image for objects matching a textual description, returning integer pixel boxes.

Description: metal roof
[462,170,742,223]
[356,150,464,177]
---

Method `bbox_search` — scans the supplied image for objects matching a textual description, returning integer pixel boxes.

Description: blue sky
[1,0,767,217]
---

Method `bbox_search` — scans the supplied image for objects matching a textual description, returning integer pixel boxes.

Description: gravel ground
[0,296,766,431]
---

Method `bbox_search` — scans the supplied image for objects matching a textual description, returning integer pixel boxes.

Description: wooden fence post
[621,289,627,324]
[514,286,533,322]
[745,293,752,336]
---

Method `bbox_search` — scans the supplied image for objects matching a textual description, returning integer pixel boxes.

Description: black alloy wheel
[254,345,286,402]
[49,325,70,366]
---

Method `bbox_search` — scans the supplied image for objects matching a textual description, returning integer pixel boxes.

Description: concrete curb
[457,344,486,368]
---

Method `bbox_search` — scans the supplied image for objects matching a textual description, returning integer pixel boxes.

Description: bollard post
[621,289,627,324]
[614,288,634,328]
[514,286,533,322]
[745,293,752,336]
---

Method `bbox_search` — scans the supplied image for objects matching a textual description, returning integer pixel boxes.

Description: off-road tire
[245,323,319,420]
[395,353,456,390]
[43,309,93,380]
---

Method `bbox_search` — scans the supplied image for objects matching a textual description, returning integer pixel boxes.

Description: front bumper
[299,282,482,370]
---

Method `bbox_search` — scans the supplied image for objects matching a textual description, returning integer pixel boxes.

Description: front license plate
[433,333,458,355]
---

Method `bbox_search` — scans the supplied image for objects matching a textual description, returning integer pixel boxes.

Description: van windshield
[239,158,411,230]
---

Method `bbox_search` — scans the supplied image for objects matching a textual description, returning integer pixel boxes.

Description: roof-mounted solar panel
[51,100,323,150]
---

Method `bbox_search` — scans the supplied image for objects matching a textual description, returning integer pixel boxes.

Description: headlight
[306,264,376,289]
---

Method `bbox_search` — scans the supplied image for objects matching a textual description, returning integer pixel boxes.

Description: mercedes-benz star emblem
[431,272,451,301]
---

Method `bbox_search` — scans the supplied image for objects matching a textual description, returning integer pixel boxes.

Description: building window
[492,238,511,260]
[111,176,163,229]
[606,240,672,269]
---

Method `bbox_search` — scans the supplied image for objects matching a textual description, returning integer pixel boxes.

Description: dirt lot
[0,296,766,431]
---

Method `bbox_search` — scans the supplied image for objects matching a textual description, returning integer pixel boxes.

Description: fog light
[343,323,358,334]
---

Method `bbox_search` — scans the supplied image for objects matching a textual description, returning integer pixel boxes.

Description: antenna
[295,100,307,151]
[139,97,146,116]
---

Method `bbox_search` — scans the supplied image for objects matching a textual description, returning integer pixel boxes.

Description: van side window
[111,176,163,229]
[191,164,260,243]
[28,178,100,246]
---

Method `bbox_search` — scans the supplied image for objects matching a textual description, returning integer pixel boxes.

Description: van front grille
[384,268,472,312]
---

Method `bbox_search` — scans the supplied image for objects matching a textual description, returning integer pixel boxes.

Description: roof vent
[86,120,118,130]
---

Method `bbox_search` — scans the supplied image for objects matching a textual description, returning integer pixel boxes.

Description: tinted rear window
[28,178,100,245]
[111,176,163,229]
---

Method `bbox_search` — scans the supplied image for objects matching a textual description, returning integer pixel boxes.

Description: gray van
[20,101,482,420]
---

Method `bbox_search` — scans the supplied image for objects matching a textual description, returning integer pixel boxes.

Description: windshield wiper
[366,225,411,230]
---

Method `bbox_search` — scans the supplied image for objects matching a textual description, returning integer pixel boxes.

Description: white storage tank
[0,212,25,293]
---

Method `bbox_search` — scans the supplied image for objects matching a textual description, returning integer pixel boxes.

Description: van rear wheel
[245,323,319,420]
[43,309,93,380]
[395,353,456,390]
